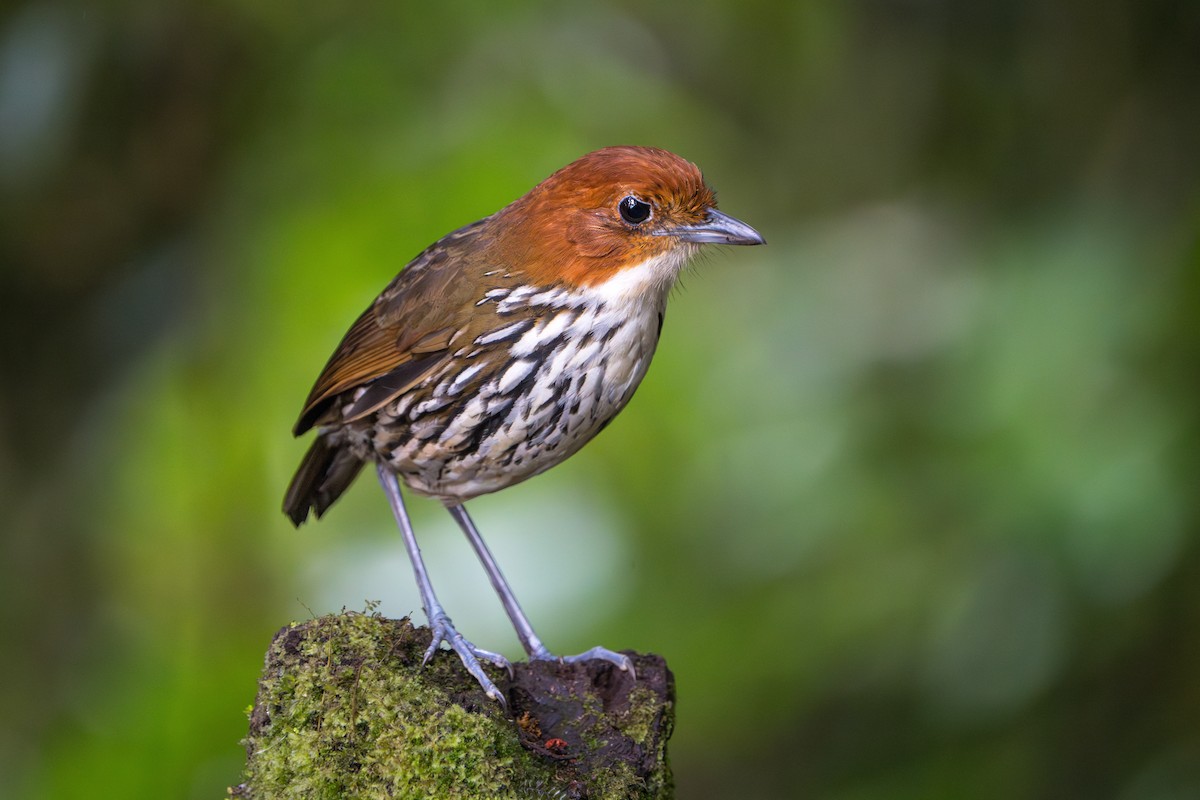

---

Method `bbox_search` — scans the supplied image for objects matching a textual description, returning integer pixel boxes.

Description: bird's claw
[425,612,511,707]
[531,645,636,679]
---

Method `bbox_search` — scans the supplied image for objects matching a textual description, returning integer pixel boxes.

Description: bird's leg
[447,503,634,676]
[446,504,549,658]
[376,464,510,706]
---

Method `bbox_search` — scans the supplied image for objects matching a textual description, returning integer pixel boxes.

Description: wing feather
[292,219,500,436]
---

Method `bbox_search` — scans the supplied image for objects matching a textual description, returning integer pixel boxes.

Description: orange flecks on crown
[494,146,718,288]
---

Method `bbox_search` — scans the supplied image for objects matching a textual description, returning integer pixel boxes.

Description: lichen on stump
[231,612,675,799]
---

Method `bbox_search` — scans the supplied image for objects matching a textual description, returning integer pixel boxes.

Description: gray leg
[447,503,634,675]
[377,465,510,706]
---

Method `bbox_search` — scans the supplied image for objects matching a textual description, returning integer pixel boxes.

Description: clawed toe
[470,644,515,679]
[532,645,636,678]
[425,614,509,707]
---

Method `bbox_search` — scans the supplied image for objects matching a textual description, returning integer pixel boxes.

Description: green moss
[235,613,673,799]
[617,685,673,750]
[238,613,552,799]
[616,686,674,798]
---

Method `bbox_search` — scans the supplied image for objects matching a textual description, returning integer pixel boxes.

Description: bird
[283,145,764,705]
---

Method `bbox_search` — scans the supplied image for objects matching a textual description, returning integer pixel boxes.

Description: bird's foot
[530,645,636,678]
[424,611,512,708]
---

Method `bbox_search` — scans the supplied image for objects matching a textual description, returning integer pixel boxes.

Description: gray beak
[657,209,765,246]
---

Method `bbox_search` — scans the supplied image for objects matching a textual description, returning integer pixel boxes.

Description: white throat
[579,247,696,306]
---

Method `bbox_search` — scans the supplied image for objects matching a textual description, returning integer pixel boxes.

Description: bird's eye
[618,195,652,225]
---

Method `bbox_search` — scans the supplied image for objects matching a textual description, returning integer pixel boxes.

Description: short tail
[283,436,365,526]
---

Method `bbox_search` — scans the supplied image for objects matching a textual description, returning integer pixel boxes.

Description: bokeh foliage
[2,1,1198,798]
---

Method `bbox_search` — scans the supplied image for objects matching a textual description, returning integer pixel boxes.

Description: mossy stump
[231,612,675,799]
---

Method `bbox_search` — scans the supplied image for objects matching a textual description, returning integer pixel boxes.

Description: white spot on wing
[475,319,531,346]
[497,359,535,393]
[476,288,509,306]
[537,310,574,342]
[448,364,483,394]
[528,287,569,307]
[497,285,535,313]
[510,320,545,357]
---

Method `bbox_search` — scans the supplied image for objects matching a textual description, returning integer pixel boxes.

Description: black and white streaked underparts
[340,249,693,502]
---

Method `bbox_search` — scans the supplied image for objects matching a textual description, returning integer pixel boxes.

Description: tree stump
[230,612,675,799]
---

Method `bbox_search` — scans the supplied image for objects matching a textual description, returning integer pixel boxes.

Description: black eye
[618,195,652,225]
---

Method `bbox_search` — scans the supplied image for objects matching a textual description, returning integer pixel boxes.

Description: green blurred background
[3,1,1199,798]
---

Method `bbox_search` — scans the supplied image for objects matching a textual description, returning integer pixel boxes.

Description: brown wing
[292,218,498,435]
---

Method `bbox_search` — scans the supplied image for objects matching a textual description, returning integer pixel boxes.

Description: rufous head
[496,146,764,288]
